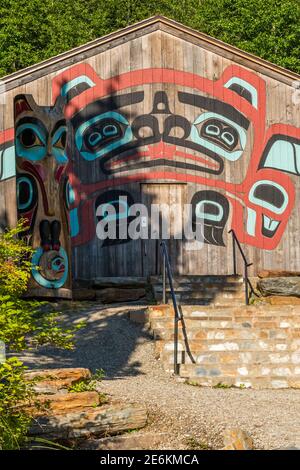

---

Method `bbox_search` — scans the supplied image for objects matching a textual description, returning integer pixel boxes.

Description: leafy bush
[0,358,33,450]
[0,222,84,449]
[0,220,32,297]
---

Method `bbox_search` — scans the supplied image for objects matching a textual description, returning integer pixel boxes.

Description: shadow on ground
[19,302,151,379]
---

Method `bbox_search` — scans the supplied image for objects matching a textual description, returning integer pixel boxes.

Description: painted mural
[0,61,300,285]
[53,63,300,250]
[13,94,72,297]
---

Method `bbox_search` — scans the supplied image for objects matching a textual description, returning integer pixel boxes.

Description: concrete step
[150,275,243,285]
[150,318,300,331]
[153,285,244,294]
[160,349,300,365]
[151,274,245,305]
[178,374,300,389]
[180,363,300,378]
[152,327,300,341]
[129,303,300,389]
[147,304,299,318]
[155,338,300,354]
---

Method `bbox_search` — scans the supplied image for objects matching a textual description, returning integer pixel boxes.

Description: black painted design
[191,190,229,246]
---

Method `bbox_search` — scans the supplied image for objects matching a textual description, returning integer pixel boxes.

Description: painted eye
[88,132,102,146]
[221,130,236,147]
[191,112,246,162]
[19,128,42,147]
[205,124,221,137]
[200,119,238,150]
[17,175,37,212]
[54,130,67,149]
[249,180,289,214]
[75,111,133,161]
[84,119,122,151]
[103,124,118,137]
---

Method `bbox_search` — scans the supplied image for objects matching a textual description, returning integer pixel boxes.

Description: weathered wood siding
[0,18,299,281]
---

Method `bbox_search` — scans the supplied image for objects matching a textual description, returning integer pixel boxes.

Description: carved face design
[42,63,300,250]
[14,94,70,292]
[70,88,250,180]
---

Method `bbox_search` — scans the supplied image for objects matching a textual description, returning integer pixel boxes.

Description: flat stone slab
[96,287,146,303]
[78,432,169,450]
[24,368,92,394]
[258,270,300,278]
[29,402,147,439]
[26,391,100,416]
[93,277,148,288]
[262,295,300,305]
[72,288,97,300]
[258,277,300,297]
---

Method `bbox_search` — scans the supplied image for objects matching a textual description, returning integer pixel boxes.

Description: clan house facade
[0,16,299,297]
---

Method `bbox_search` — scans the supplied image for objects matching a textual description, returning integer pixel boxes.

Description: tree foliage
[0,222,84,449]
[0,0,299,77]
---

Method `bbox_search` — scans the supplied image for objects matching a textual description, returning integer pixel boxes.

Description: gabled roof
[2,15,300,91]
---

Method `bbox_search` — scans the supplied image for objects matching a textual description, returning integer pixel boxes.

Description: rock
[25,391,100,416]
[29,402,147,439]
[258,270,300,278]
[92,277,147,288]
[24,368,92,394]
[72,288,96,300]
[96,287,146,303]
[78,432,168,450]
[258,277,300,297]
[263,295,300,305]
[128,309,149,324]
[222,428,254,450]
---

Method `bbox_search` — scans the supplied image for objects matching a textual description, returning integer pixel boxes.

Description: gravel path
[20,301,300,450]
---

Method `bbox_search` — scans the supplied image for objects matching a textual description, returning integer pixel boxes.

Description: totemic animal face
[51,63,300,249]
[14,94,70,290]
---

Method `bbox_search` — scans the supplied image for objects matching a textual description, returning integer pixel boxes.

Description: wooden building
[0,16,300,294]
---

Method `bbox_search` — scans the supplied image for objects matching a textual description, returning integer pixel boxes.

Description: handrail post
[160,241,181,375]
[232,235,237,275]
[244,263,249,305]
[162,253,166,304]
[229,229,255,305]
[174,315,179,376]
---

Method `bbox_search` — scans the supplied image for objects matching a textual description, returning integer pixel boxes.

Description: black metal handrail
[228,229,256,305]
[160,241,182,375]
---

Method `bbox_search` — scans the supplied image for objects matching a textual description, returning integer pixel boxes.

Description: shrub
[0,222,84,449]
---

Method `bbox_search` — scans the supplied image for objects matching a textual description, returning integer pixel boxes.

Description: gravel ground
[20,301,300,450]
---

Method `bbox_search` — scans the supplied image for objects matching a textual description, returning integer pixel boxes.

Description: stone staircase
[131,303,300,389]
[150,275,245,305]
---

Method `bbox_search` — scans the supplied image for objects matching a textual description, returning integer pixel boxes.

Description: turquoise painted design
[246,207,257,236]
[249,180,289,214]
[16,122,68,164]
[69,208,79,237]
[0,145,16,181]
[51,126,68,164]
[262,139,300,175]
[195,200,224,222]
[31,247,68,288]
[224,77,258,109]
[190,112,246,161]
[61,75,95,97]
[16,123,47,161]
[17,176,33,210]
[66,181,76,206]
[75,112,133,161]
